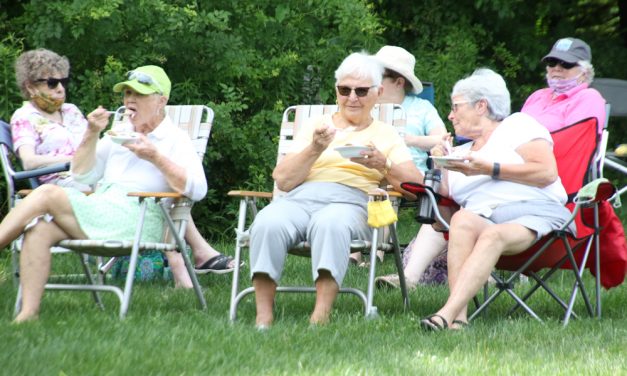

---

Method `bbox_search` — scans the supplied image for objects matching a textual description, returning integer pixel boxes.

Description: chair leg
[119,200,150,319]
[229,198,249,322]
[13,284,22,318]
[365,228,380,319]
[77,253,105,310]
[389,224,410,310]
[159,204,207,311]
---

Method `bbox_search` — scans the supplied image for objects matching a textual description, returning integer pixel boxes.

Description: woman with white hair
[249,52,422,328]
[420,68,575,331]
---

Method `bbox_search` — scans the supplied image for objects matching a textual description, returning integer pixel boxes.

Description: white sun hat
[374,45,423,94]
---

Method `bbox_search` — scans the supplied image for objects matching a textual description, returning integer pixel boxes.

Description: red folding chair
[401,117,626,325]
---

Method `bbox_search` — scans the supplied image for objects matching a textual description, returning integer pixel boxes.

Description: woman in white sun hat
[353,46,449,283]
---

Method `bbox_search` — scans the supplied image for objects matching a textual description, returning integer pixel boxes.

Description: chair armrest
[127,191,185,199]
[227,190,273,199]
[400,181,458,207]
[368,189,403,198]
[574,179,617,204]
[13,162,70,181]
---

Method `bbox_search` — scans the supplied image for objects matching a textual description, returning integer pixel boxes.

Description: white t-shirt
[448,112,567,217]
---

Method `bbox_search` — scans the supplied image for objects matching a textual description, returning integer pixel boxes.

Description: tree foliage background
[1,0,626,240]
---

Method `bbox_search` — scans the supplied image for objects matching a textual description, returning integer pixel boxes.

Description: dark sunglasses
[35,77,70,89]
[336,85,376,97]
[545,58,577,69]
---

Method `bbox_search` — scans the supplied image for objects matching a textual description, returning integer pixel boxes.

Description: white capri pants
[249,181,370,286]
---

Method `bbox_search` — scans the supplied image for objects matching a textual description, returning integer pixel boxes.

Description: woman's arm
[445,139,558,188]
[273,125,336,192]
[17,145,72,170]
[405,127,448,151]
[71,107,109,175]
[382,160,423,196]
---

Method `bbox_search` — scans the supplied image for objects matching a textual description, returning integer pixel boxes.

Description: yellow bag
[367,190,397,228]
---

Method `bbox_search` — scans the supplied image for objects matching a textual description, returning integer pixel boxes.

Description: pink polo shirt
[521,83,606,134]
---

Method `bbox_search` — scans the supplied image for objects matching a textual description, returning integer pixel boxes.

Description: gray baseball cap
[542,38,591,63]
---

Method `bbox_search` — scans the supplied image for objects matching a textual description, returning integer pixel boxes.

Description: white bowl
[430,155,469,168]
[334,145,369,158]
[107,130,140,145]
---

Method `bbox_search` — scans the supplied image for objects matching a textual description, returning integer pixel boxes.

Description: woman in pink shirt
[521,37,606,134]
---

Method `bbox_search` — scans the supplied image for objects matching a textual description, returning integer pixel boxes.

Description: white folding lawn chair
[228,103,411,322]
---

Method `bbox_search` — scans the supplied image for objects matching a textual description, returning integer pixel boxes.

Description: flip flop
[194,254,236,275]
[420,314,449,332]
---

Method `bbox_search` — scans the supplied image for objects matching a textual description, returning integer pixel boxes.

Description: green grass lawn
[1,213,626,375]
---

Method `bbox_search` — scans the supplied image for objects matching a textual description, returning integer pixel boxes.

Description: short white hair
[577,60,595,84]
[334,52,383,86]
[451,68,511,121]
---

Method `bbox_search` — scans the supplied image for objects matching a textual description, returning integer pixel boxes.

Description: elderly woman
[523,37,626,288]
[10,48,90,190]
[0,65,207,322]
[420,68,575,331]
[521,37,605,133]
[250,52,422,328]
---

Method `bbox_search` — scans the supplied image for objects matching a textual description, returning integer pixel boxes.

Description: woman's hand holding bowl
[351,143,385,171]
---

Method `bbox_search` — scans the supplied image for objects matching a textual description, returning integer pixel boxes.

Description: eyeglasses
[451,101,470,113]
[336,85,377,97]
[545,58,578,70]
[127,70,163,94]
[35,77,70,89]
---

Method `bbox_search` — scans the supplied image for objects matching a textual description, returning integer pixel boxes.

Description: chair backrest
[276,103,406,197]
[551,117,599,204]
[0,120,18,208]
[496,117,600,272]
[414,81,435,105]
[165,105,214,158]
[590,78,627,179]
[591,78,627,117]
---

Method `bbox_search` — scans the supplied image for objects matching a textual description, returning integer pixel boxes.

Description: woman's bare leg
[310,269,339,325]
[15,220,75,322]
[403,225,448,285]
[184,218,226,266]
[163,251,193,288]
[432,212,536,327]
[253,273,277,327]
[0,185,86,249]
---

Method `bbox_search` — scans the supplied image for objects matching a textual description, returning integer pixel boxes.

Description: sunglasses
[35,77,70,89]
[336,85,376,97]
[545,58,578,69]
[127,70,164,94]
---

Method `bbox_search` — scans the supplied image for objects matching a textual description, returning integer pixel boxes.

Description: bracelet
[382,158,393,175]
[492,162,500,179]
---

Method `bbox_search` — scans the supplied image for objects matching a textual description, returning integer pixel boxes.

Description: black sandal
[420,314,449,332]
[194,254,236,275]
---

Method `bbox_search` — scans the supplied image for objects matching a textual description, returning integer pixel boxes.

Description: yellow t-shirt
[289,114,412,192]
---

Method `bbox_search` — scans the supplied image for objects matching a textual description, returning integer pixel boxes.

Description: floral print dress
[10,101,88,184]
